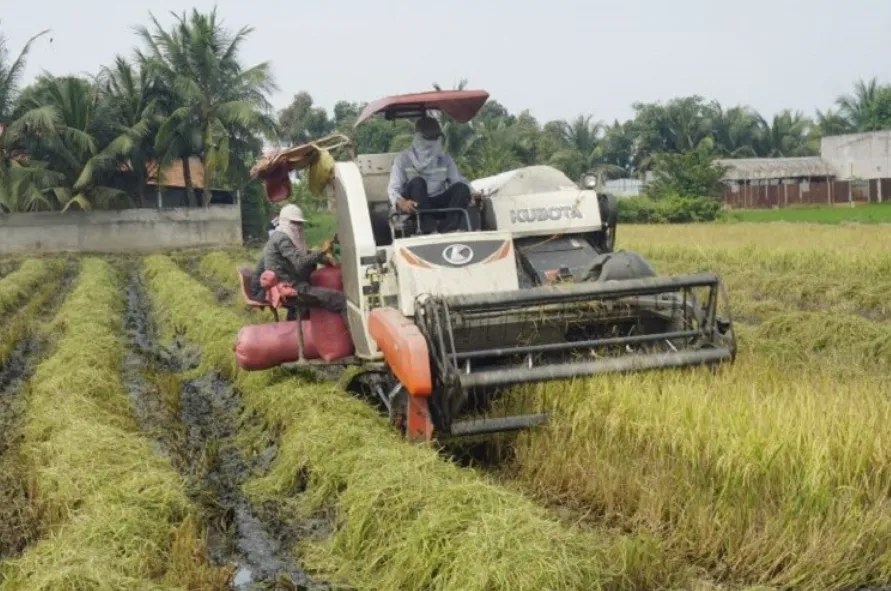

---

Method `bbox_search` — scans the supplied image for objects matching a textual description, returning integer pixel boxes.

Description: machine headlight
[581,174,597,189]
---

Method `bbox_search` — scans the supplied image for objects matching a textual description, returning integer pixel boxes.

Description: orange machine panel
[368,307,432,396]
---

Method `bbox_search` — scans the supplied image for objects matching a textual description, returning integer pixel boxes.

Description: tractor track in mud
[0,261,78,561]
[176,253,236,307]
[121,268,332,591]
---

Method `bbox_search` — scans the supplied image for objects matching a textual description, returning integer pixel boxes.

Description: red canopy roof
[355,89,489,126]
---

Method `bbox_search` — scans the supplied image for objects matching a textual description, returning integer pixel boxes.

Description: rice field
[0,221,889,590]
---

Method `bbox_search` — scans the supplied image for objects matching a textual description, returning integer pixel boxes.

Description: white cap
[279,204,305,223]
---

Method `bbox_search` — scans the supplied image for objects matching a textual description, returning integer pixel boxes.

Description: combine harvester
[237,89,737,443]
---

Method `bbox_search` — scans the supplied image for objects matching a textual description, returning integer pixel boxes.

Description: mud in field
[0,264,77,561]
[0,259,19,278]
[0,337,43,560]
[176,254,236,306]
[122,270,331,590]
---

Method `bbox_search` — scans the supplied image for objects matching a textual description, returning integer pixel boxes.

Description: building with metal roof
[718,131,891,208]
[716,157,835,182]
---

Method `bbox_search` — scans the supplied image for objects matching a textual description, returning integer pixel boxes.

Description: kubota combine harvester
[237,89,737,443]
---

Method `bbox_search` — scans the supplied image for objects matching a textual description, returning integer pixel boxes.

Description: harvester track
[122,267,331,590]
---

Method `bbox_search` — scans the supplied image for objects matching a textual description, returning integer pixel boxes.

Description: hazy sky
[6,0,891,124]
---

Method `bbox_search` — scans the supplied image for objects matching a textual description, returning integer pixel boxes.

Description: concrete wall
[821,131,891,180]
[0,205,243,255]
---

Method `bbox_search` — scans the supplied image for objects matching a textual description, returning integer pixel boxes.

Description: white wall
[821,131,891,180]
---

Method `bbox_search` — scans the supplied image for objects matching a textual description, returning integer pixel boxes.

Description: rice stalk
[142,254,693,591]
[0,258,228,591]
[0,259,62,317]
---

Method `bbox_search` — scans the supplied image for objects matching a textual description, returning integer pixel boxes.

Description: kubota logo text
[509,205,583,224]
[442,244,474,266]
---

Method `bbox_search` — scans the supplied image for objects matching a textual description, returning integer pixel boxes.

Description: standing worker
[261,204,346,322]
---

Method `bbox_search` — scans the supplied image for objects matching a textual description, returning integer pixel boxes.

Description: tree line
[1,8,890,218]
[280,79,891,190]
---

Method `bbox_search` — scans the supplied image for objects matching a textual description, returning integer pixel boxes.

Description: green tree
[645,138,728,200]
[836,78,891,132]
[13,75,124,210]
[278,91,333,144]
[0,24,58,212]
[756,110,818,157]
[815,108,852,137]
[137,8,278,207]
[74,55,165,205]
[710,103,762,158]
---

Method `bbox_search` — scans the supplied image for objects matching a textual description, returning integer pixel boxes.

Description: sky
[5,0,891,125]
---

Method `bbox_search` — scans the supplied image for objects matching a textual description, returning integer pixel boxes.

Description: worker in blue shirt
[387,117,482,234]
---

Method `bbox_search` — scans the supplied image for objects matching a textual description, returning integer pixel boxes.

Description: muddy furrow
[176,253,241,310]
[122,269,329,590]
[0,259,20,279]
[0,261,77,562]
[0,336,43,561]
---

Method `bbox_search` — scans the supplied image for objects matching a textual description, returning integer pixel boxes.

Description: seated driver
[261,204,347,323]
[387,116,481,235]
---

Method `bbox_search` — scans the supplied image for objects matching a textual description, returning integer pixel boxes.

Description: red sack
[234,319,318,371]
[309,265,354,361]
[263,165,292,203]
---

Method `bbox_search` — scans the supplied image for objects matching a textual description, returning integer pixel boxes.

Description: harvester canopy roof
[471,165,581,199]
[355,89,490,126]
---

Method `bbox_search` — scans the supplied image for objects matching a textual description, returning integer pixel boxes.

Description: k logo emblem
[442,244,474,266]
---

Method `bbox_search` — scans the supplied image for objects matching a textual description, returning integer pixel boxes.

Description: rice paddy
[0,221,889,590]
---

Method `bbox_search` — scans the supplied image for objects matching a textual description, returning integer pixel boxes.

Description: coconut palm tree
[74,55,166,204]
[137,8,278,206]
[0,24,50,123]
[0,24,60,212]
[836,78,890,132]
[13,75,125,210]
[815,108,852,137]
[709,103,762,158]
[756,110,818,157]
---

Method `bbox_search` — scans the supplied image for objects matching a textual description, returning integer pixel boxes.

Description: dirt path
[122,268,331,590]
[0,262,77,561]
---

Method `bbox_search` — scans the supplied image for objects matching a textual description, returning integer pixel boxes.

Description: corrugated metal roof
[716,157,835,181]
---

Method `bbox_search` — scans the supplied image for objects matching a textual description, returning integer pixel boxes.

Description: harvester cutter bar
[442,272,722,311]
[458,347,733,390]
[415,271,735,437]
[449,413,549,437]
[455,328,702,361]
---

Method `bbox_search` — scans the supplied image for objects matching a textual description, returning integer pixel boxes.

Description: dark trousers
[403,177,478,234]
[287,284,348,324]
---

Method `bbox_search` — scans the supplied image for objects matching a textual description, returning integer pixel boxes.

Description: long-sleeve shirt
[262,231,326,288]
[249,255,266,301]
[387,150,468,208]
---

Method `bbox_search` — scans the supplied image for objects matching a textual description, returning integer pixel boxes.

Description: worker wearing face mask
[387,116,482,235]
[260,204,345,321]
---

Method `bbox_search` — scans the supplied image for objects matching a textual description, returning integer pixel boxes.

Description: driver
[387,116,481,235]
[262,204,347,322]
